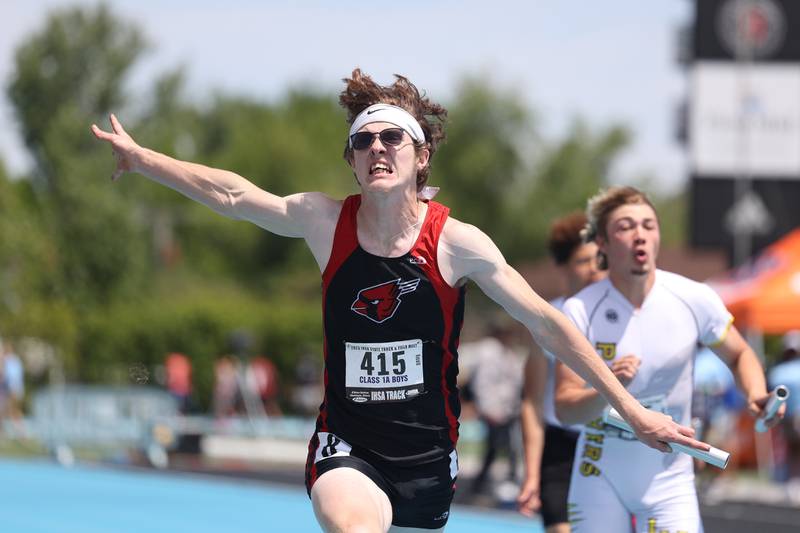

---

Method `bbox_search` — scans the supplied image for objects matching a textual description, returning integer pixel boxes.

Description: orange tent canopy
[709,229,800,334]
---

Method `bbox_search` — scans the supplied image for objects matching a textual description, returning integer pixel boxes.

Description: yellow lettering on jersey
[585,432,604,444]
[596,342,616,360]
[587,418,604,430]
[583,444,602,461]
[579,461,601,476]
[646,518,687,533]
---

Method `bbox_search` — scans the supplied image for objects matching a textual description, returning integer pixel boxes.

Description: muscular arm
[135,147,314,234]
[438,219,709,453]
[91,115,340,267]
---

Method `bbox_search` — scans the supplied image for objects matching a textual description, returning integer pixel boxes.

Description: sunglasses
[349,128,406,151]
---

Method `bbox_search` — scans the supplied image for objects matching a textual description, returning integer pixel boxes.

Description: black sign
[694,0,800,62]
[690,176,800,262]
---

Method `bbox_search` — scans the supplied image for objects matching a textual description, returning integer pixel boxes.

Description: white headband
[348,104,425,148]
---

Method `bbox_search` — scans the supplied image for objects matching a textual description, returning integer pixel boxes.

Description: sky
[2,0,693,193]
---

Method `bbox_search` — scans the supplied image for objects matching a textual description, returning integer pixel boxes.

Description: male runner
[555,186,781,532]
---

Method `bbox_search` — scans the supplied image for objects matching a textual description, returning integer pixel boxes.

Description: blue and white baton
[604,407,730,469]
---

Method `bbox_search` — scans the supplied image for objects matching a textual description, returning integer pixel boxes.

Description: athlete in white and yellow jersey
[555,187,782,533]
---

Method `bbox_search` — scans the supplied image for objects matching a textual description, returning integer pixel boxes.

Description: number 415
[360,351,406,376]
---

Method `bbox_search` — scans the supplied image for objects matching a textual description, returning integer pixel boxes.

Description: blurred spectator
[0,338,25,424]
[460,324,525,497]
[212,355,241,418]
[164,352,193,414]
[770,331,800,414]
[768,331,800,480]
[247,356,282,417]
[692,346,737,439]
[291,352,322,415]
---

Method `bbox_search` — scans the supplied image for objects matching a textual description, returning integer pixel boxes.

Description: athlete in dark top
[312,195,463,466]
[93,69,712,533]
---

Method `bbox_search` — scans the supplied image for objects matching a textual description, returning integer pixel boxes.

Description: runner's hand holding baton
[604,408,730,469]
[755,385,790,433]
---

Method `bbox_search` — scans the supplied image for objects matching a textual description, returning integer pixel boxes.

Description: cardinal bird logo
[351,278,420,323]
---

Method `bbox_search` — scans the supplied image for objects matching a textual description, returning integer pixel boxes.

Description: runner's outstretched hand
[628,406,710,453]
[91,114,141,181]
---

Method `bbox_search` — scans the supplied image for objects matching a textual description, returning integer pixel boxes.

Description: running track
[2,459,542,532]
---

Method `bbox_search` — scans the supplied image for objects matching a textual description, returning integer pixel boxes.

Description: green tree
[8,5,145,180]
[0,162,78,371]
[506,120,632,261]
[7,5,150,308]
[434,76,533,243]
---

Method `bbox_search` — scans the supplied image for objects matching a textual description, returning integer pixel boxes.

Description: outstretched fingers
[91,114,127,141]
[109,113,128,137]
[91,114,134,181]
[91,123,113,141]
[638,413,711,454]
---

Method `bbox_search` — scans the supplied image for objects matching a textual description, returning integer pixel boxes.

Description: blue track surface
[2,458,542,532]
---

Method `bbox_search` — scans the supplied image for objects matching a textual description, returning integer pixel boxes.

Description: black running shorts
[307,432,456,529]
[540,424,579,527]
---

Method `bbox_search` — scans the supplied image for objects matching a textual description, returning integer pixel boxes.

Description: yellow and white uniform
[564,270,732,533]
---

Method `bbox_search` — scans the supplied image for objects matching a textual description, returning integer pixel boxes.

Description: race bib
[345,339,425,403]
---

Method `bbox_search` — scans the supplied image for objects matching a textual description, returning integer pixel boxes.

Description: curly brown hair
[548,211,589,265]
[339,68,447,190]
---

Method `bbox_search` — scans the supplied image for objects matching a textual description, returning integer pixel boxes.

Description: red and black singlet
[309,194,465,468]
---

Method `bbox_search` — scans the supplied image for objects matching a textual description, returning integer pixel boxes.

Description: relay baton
[604,407,730,469]
[755,385,790,433]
